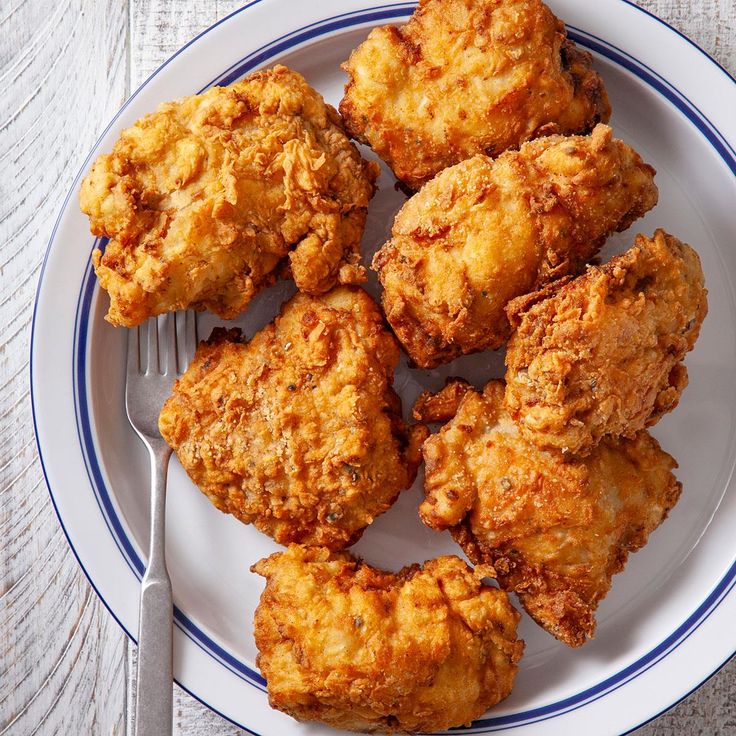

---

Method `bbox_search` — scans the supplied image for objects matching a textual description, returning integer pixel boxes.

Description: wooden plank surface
[1,1,735,734]
[0,2,130,735]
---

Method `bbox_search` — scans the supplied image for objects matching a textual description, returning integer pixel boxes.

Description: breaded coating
[159,287,427,549]
[373,125,658,368]
[505,230,707,455]
[252,545,523,732]
[340,0,610,189]
[80,65,378,326]
[417,381,681,647]
[412,378,473,423]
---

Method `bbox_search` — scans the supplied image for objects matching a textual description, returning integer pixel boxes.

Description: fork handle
[134,443,173,736]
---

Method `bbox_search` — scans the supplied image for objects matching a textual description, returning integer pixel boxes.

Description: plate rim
[30,1,736,733]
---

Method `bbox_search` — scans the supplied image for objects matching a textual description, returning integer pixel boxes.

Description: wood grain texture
[1,1,734,735]
[0,1,129,735]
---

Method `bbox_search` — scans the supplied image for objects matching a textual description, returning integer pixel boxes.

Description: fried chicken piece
[417,381,681,647]
[159,287,427,549]
[340,0,610,189]
[373,125,657,368]
[252,545,523,732]
[80,65,378,327]
[505,230,708,455]
[412,378,473,423]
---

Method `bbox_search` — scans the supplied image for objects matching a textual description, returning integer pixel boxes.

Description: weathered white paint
[1,1,734,734]
[0,2,129,734]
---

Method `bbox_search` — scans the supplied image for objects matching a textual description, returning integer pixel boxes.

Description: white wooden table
[1,1,734,734]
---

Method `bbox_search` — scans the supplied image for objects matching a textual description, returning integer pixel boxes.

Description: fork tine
[183,311,198,372]
[146,317,158,374]
[163,313,178,376]
[127,324,140,375]
[139,320,150,373]
[175,311,191,373]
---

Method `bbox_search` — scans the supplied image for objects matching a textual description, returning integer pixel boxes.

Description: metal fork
[126,311,198,736]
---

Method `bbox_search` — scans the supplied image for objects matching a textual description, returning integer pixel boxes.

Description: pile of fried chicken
[80,0,708,732]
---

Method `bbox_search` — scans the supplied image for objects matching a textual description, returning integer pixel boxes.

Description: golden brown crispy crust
[159,287,427,549]
[373,125,658,368]
[80,65,379,326]
[413,378,473,423]
[252,545,523,732]
[419,381,682,647]
[504,229,708,455]
[339,0,611,189]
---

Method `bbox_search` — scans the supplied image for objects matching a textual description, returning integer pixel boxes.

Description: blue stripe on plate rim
[28,1,736,734]
[67,5,736,732]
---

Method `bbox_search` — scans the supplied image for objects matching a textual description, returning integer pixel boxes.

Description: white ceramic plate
[31,1,736,734]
